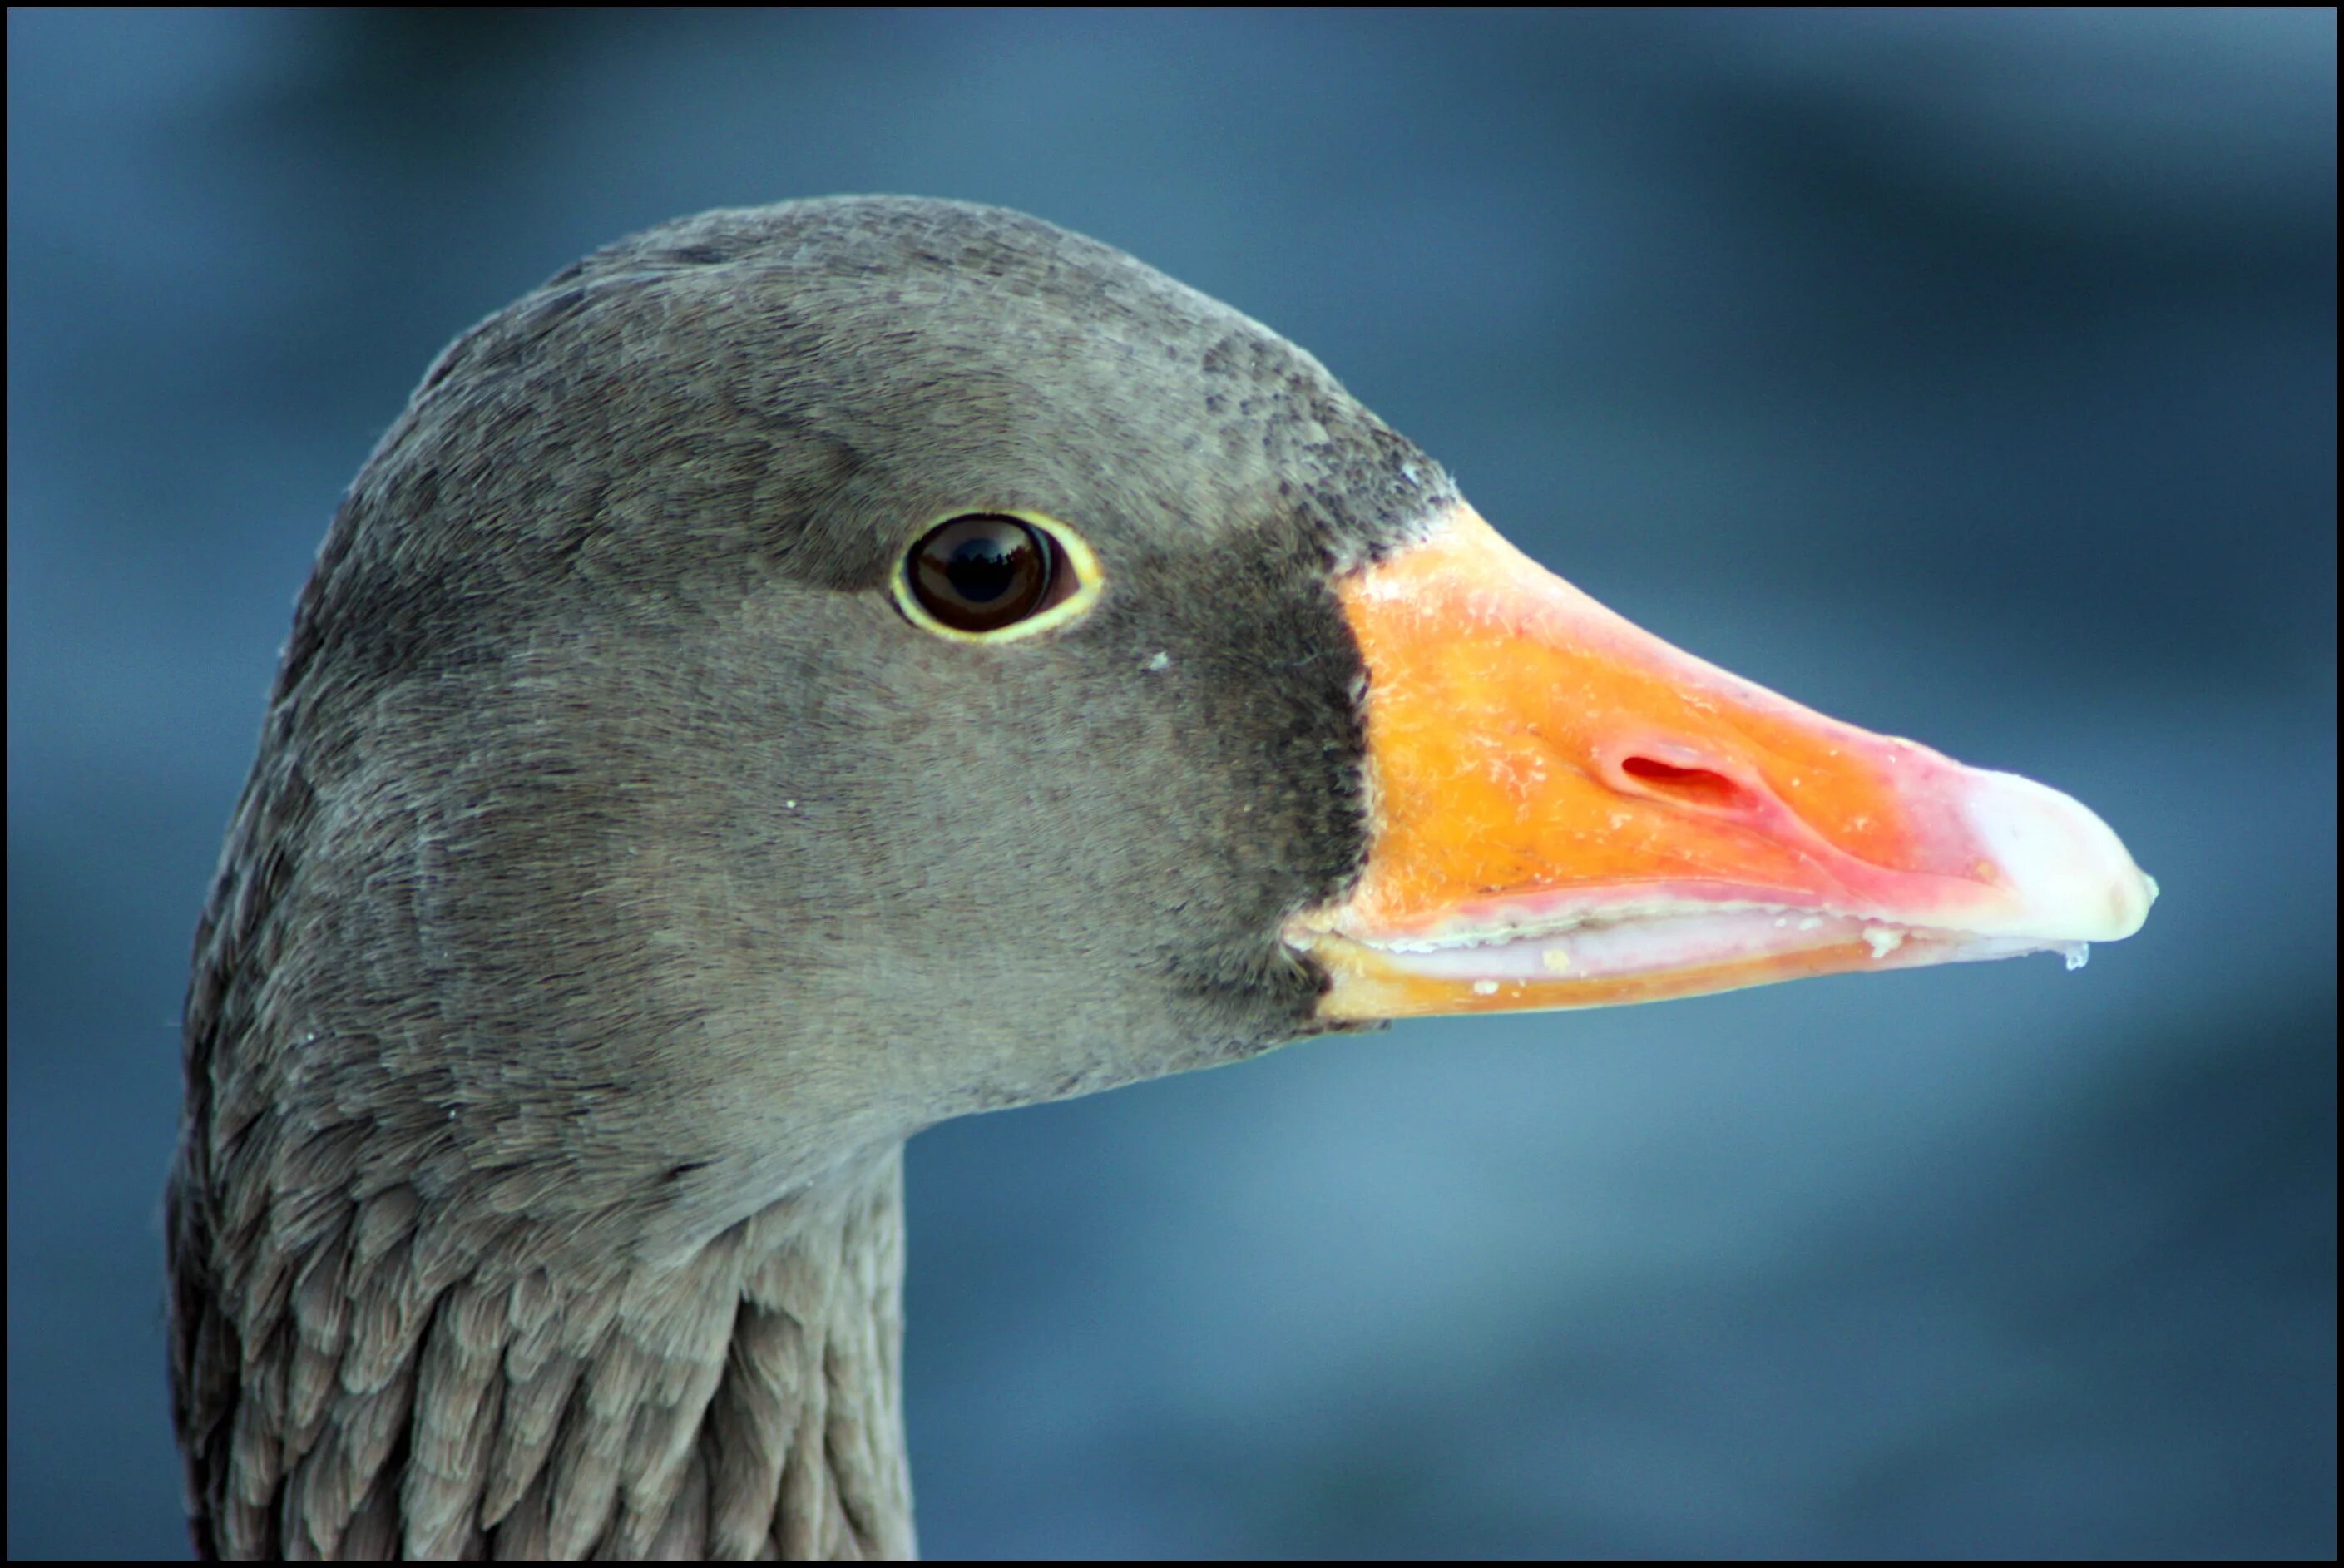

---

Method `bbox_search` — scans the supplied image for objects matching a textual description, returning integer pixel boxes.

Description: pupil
[948,532,1021,602]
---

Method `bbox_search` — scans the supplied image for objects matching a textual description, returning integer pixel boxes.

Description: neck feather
[176,1148,915,1558]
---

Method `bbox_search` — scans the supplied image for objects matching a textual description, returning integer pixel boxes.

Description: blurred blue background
[7,10,2334,1558]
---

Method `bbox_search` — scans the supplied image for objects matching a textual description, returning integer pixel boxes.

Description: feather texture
[172,1141,911,1557]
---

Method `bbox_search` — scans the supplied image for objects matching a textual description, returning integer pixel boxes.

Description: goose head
[171,197,2152,1556]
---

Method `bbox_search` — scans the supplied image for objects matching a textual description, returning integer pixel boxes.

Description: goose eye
[897,512,1099,641]
[911,515,1051,631]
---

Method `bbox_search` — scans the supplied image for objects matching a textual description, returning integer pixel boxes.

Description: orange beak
[1285,502,2156,1019]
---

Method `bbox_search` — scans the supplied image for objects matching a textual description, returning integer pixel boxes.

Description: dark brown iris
[907,514,1057,632]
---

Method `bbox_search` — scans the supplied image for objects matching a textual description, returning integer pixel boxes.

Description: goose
[169,196,2155,1558]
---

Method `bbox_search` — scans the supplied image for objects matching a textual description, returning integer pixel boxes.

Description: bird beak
[1285,502,2156,1019]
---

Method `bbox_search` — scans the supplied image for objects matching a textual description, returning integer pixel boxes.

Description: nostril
[1618,755,1754,813]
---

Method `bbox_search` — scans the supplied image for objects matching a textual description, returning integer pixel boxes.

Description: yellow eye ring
[892,510,1104,642]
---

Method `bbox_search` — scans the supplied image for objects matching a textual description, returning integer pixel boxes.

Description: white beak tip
[1962,769,2156,943]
